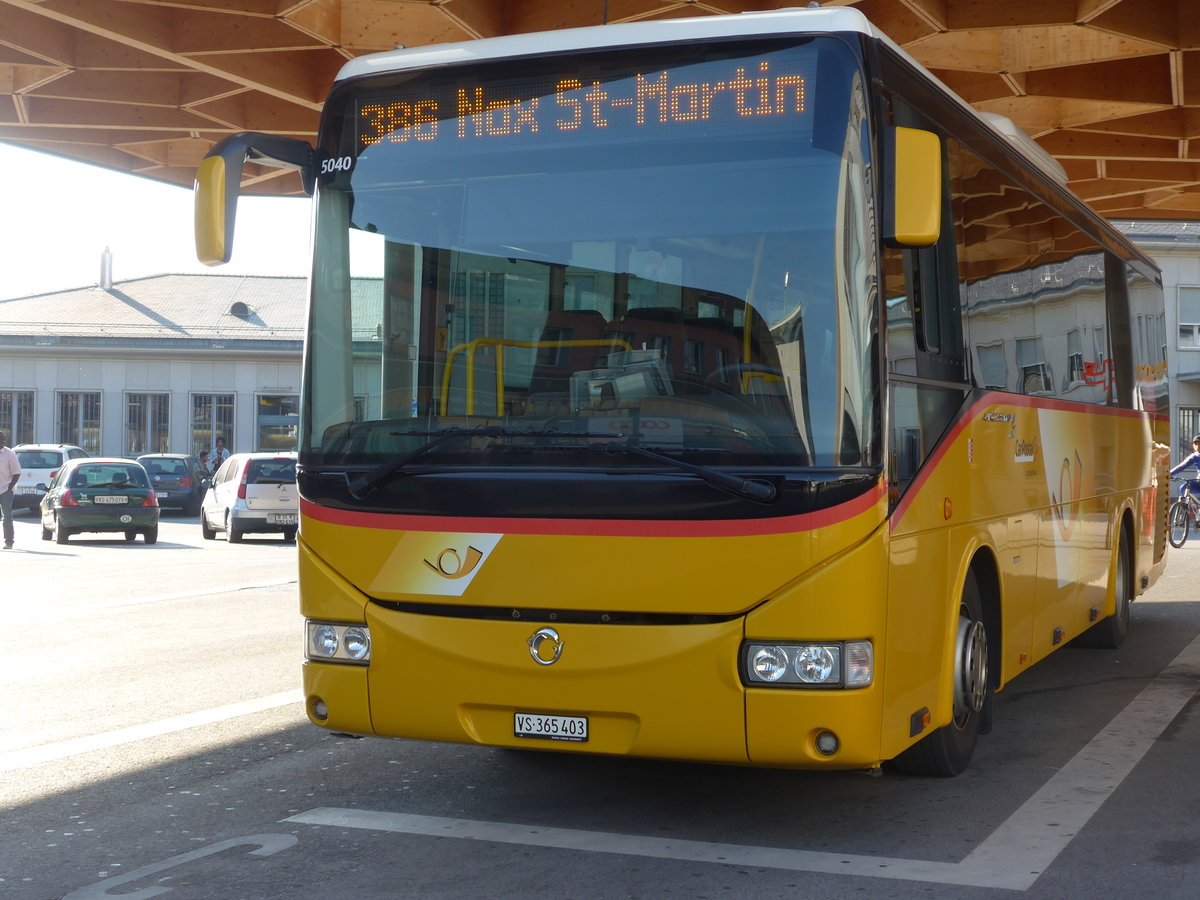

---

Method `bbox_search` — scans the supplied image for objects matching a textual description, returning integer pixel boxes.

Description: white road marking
[0,690,303,773]
[285,632,1200,892]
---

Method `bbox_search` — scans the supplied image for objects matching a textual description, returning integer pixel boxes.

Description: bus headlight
[306,621,372,664]
[750,645,789,682]
[741,641,872,688]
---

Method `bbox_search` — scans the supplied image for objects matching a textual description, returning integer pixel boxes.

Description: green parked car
[39,458,161,545]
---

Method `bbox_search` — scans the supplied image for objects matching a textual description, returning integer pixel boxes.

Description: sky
[0,142,313,300]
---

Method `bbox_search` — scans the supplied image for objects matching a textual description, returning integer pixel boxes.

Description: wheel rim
[953,616,988,728]
[1115,537,1131,633]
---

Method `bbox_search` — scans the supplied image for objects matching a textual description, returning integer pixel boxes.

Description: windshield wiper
[345,426,593,498]
[343,426,776,504]
[602,440,777,503]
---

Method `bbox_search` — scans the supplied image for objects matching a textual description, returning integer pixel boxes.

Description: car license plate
[158,491,170,497]
[514,712,588,742]
[93,495,129,504]
[269,513,297,525]
[17,486,38,494]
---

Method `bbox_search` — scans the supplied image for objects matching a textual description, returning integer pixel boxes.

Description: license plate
[269,513,297,525]
[93,495,129,504]
[158,491,170,497]
[17,486,39,494]
[514,712,588,742]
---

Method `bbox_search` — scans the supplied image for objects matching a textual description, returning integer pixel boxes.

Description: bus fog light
[794,646,838,684]
[312,698,329,721]
[751,646,789,682]
[310,624,339,658]
[815,731,839,756]
[343,627,371,660]
[844,641,873,686]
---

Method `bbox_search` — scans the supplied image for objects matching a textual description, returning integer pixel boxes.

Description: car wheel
[200,511,216,541]
[54,517,71,544]
[144,525,158,545]
[226,510,243,543]
[282,528,296,542]
[41,524,52,541]
[125,530,137,543]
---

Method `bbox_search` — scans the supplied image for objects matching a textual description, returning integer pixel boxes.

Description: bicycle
[1168,478,1200,548]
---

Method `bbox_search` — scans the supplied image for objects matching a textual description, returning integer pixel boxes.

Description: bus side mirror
[194,132,316,265]
[884,126,941,248]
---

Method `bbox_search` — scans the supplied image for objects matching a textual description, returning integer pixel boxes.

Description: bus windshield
[305,36,878,473]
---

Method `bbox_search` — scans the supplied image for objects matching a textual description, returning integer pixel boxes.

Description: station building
[0,261,307,457]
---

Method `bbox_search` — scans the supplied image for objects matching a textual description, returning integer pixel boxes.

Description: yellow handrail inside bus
[439,337,634,416]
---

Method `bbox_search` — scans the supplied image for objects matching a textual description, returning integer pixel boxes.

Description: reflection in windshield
[305,37,878,472]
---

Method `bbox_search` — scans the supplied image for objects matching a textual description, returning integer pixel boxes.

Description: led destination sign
[357,58,811,150]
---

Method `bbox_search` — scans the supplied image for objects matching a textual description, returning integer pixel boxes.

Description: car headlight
[741,641,872,688]
[306,621,371,664]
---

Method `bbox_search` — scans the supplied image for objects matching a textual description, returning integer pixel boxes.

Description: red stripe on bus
[301,481,886,538]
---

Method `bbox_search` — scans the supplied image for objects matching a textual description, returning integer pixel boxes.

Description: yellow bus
[196,7,1169,775]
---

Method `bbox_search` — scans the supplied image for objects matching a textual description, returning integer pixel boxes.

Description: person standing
[0,431,21,550]
[211,435,230,469]
[197,450,212,479]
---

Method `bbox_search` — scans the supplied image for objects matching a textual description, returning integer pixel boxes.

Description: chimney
[100,246,113,291]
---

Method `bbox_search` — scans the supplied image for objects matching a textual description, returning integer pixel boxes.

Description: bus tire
[1076,529,1131,650]
[1168,500,1188,548]
[892,570,990,777]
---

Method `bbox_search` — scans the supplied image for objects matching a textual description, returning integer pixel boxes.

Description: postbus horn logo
[423,545,484,580]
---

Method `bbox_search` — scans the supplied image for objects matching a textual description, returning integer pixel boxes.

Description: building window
[975,342,1007,391]
[57,391,101,453]
[126,393,169,455]
[257,394,299,451]
[1016,338,1050,394]
[1179,408,1200,462]
[0,391,34,445]
[1179,287,1200,348]
[192,393,234,455]
[1066,329,1085,385]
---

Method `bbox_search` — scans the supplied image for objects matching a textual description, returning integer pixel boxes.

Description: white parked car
[12,444,89,511]
[200,451,298,542]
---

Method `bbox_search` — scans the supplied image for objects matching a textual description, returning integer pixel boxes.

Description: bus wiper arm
[604,441,777,503]
[346,426,593,498]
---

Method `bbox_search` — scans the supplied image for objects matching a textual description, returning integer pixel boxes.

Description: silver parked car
[200,452,298,542]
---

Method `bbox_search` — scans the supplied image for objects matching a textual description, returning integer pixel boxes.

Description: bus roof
[334,7,882,82]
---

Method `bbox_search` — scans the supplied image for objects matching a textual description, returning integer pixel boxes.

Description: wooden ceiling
[1,0,1198,219]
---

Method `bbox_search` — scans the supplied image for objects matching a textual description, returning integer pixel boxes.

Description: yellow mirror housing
[194,156,230,266]
[193,132,315,266]
[886,126,941,248]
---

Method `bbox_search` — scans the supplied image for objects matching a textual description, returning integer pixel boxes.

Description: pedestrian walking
[0,431,22,550]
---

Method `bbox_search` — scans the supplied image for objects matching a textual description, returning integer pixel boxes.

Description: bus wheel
[1076,532,1131,650]
[893,570,990,777]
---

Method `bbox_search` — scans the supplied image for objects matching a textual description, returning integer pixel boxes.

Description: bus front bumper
[303,607,886,770]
